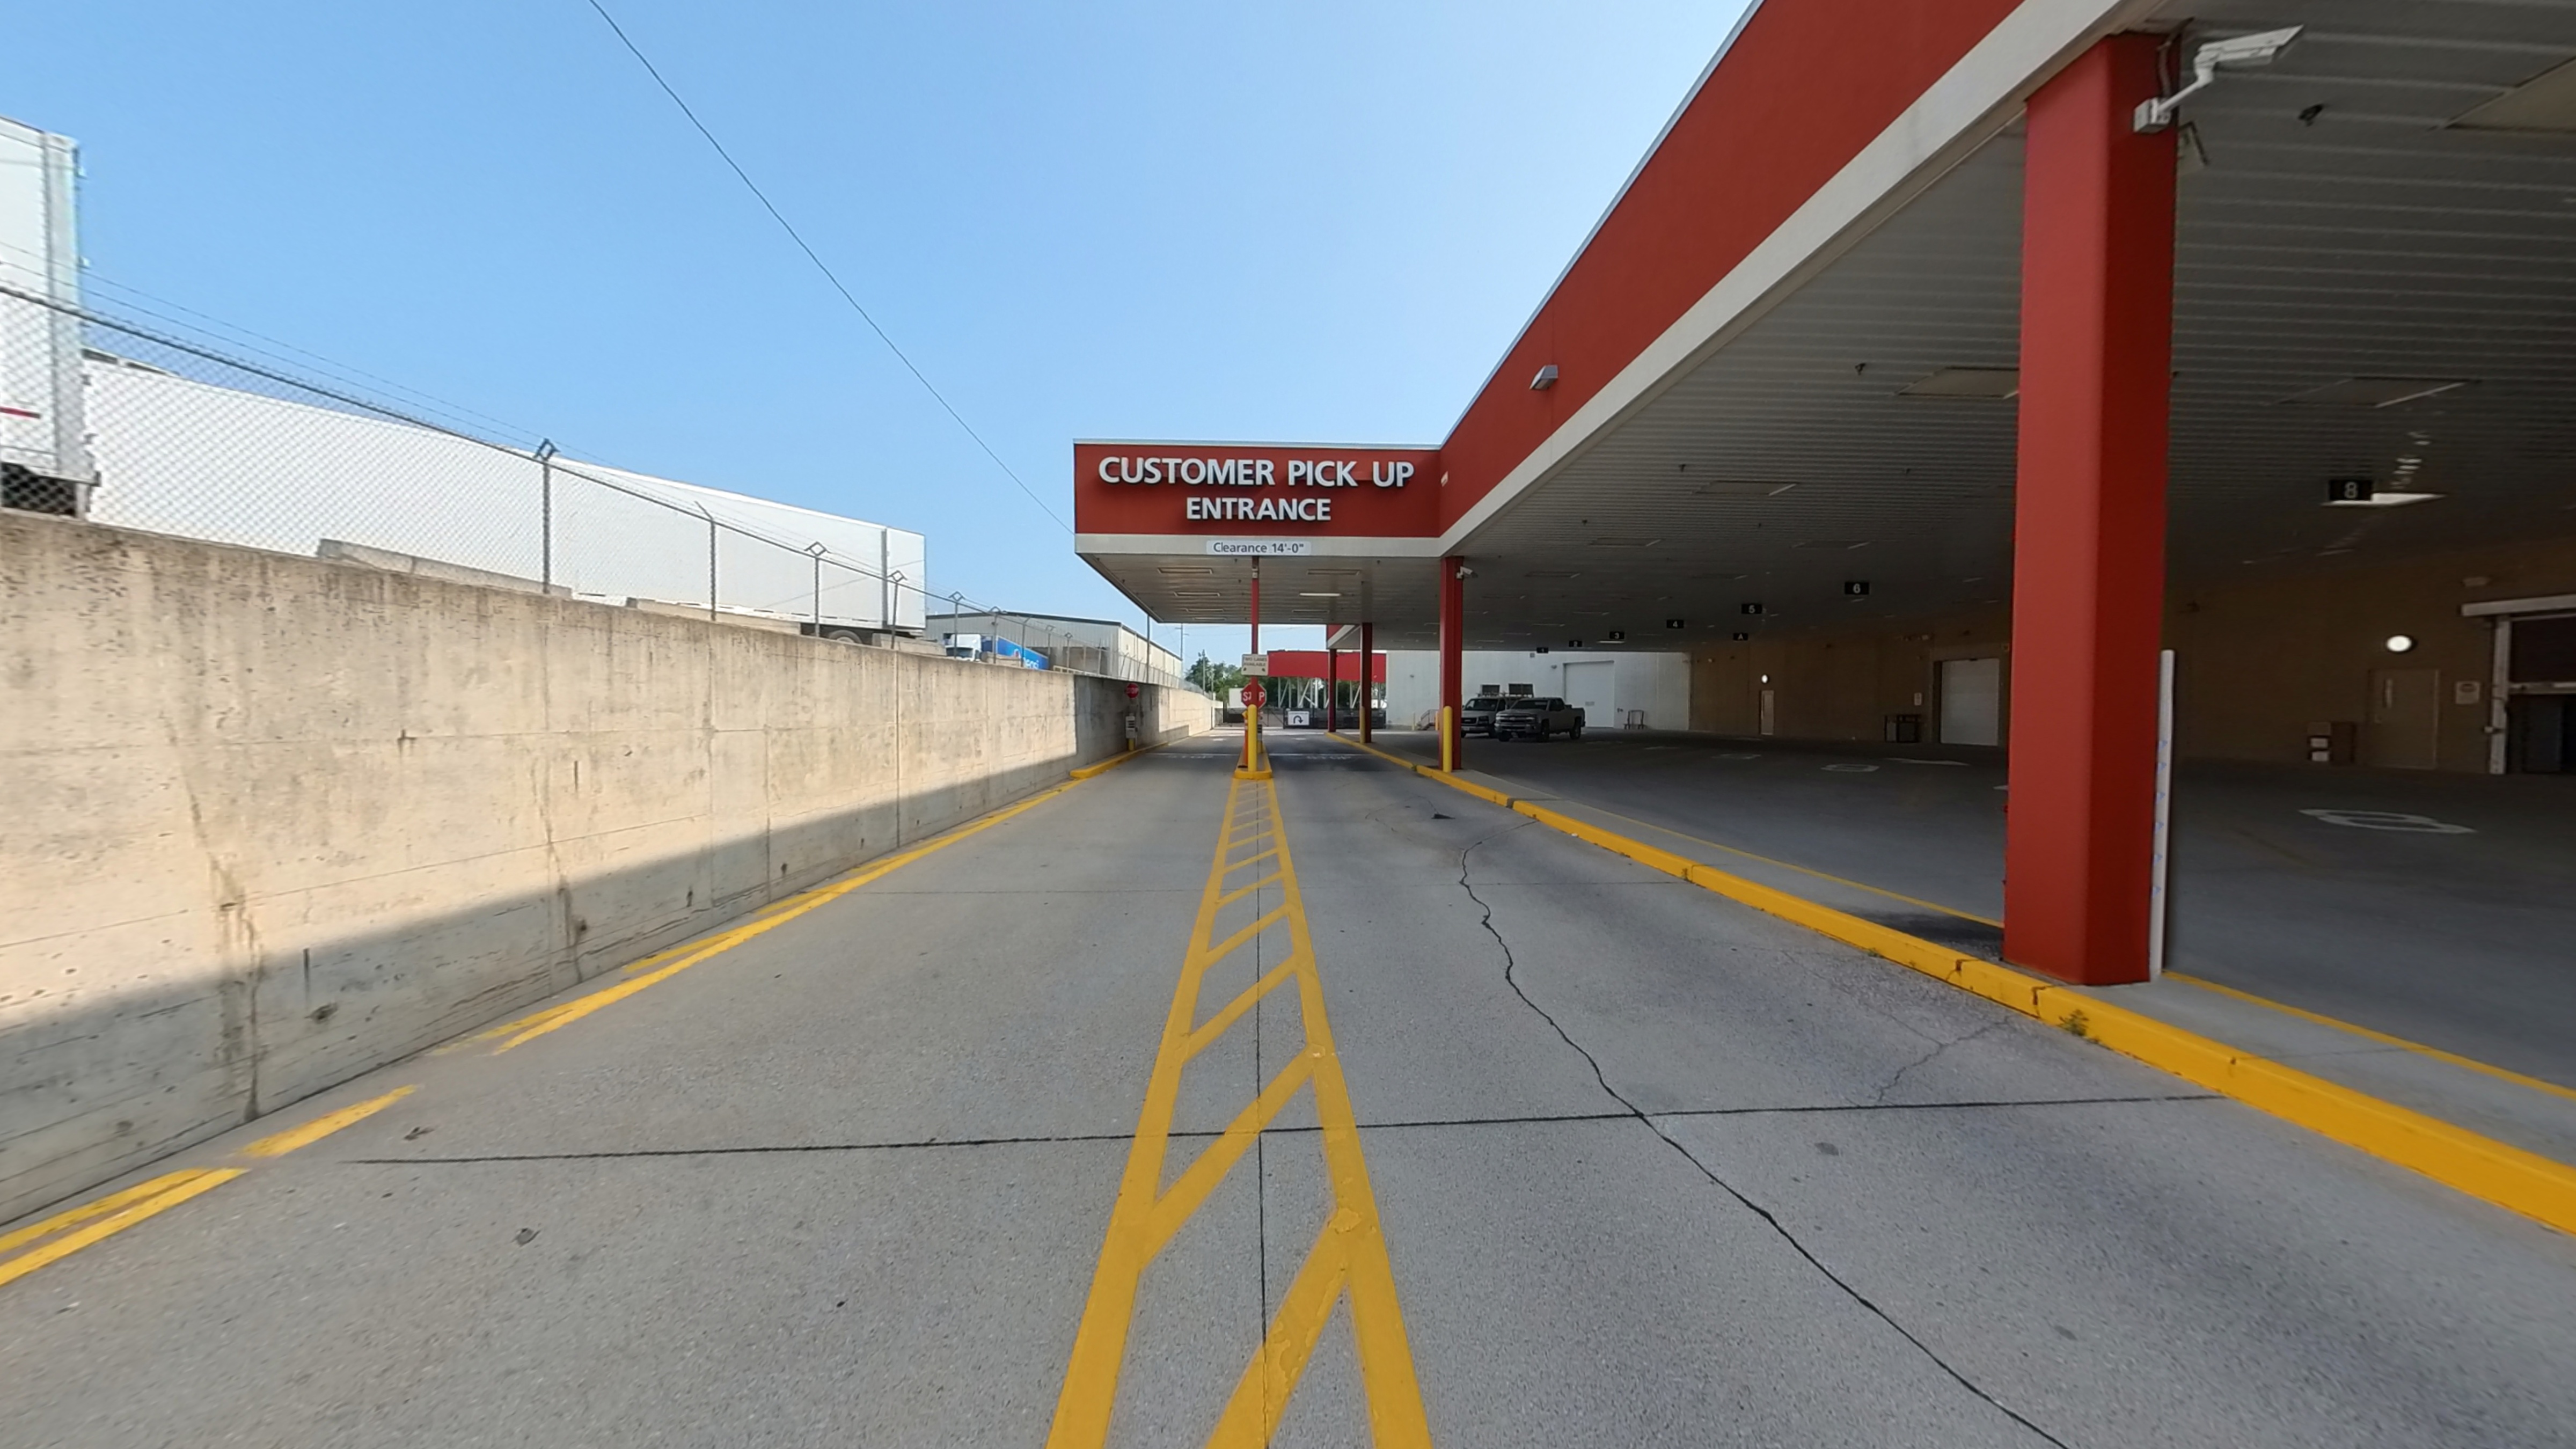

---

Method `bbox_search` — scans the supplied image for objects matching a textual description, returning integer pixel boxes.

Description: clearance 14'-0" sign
[1072,442,1443,543]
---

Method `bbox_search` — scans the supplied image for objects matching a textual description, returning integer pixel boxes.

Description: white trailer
[0,113,92,513]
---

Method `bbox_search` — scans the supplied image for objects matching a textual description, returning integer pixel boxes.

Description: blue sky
[14,1,1752,664]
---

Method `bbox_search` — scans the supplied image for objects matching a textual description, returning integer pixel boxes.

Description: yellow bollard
[1236,708,1272,780]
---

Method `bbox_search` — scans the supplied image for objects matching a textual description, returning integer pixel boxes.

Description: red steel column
[1438,560,1465,771]
[1326,645,1340,733]
[1358,622,1375,744]
[2004,34,2175,987]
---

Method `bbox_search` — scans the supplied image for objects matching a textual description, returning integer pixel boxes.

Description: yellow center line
[1047,774,1432,1448]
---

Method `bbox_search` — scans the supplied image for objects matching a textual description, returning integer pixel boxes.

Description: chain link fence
[1,281,1192,691]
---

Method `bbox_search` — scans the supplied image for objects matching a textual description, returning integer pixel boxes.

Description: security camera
[2134,26,2302,131]
[2196,26,2302,69]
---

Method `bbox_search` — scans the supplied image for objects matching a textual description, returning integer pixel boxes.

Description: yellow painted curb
[1326,733,2576,1236]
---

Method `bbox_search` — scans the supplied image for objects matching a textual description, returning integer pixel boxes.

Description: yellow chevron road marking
[1048,773,1432,1447]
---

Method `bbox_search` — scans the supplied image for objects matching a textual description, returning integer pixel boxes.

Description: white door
[1939,657,2002,746]
[1759,688,1776,736]
[1562,661,1613,726]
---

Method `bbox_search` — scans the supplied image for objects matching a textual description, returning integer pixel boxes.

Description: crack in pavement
[344,1096,2218,1166]
[1455,833,2077,1449]
[1872,1018,2017,1107]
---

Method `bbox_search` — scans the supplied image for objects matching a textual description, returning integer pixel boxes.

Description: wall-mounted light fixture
[1529,364,1559,391]
[2385,634,2416,653]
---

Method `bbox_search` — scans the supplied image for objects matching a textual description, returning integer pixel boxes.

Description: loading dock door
[1563,660,1613,727]
[1938,657,2002,746]
[2368,667,2441,770]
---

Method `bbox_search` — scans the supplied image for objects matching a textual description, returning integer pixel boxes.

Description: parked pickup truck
[1460,694,1508,737]
[1492,697,1584,742]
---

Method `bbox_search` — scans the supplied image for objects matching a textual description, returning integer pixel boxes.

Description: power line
[580,0,1071,533]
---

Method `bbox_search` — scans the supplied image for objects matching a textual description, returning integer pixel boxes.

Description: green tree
[1186,652,1245,696]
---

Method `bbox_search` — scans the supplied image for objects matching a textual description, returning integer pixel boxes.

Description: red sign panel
[1074,442,1442,539]
[1258,650,1387,683]
[1241,681,1266,708]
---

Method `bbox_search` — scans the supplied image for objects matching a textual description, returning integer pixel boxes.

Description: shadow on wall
[0,512,1211,1224]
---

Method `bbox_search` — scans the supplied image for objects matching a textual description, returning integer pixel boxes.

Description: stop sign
[1241,681,1266,708]
[1125,682,1140,699]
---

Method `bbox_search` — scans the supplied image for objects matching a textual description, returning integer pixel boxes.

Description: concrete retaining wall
[0,512,1212,1222]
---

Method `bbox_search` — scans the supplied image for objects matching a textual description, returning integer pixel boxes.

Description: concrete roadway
[1378,728,2576,1093]
[5,730,2575,1446]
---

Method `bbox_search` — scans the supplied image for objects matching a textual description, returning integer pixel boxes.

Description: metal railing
[0,281,1199,694]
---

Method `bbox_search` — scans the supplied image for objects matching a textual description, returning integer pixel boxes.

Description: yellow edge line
[0,1169,210,1256]
[0,1169,245,1291]
[486,773,1094,1053]
[243,1085,417,1158]
[1069,741,1168,780]
[1329,733,2576,1236]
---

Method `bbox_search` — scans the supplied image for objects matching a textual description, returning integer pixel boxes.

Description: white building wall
[78,362,926,630]
[1382,650,1692,730]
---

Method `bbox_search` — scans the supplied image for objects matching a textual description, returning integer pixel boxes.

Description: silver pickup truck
[1491,696,1585,742]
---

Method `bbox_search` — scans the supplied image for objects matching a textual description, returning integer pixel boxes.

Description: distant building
[929,611,1181,685]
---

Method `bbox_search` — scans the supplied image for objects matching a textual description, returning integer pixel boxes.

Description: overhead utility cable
[581,0,1071,532]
